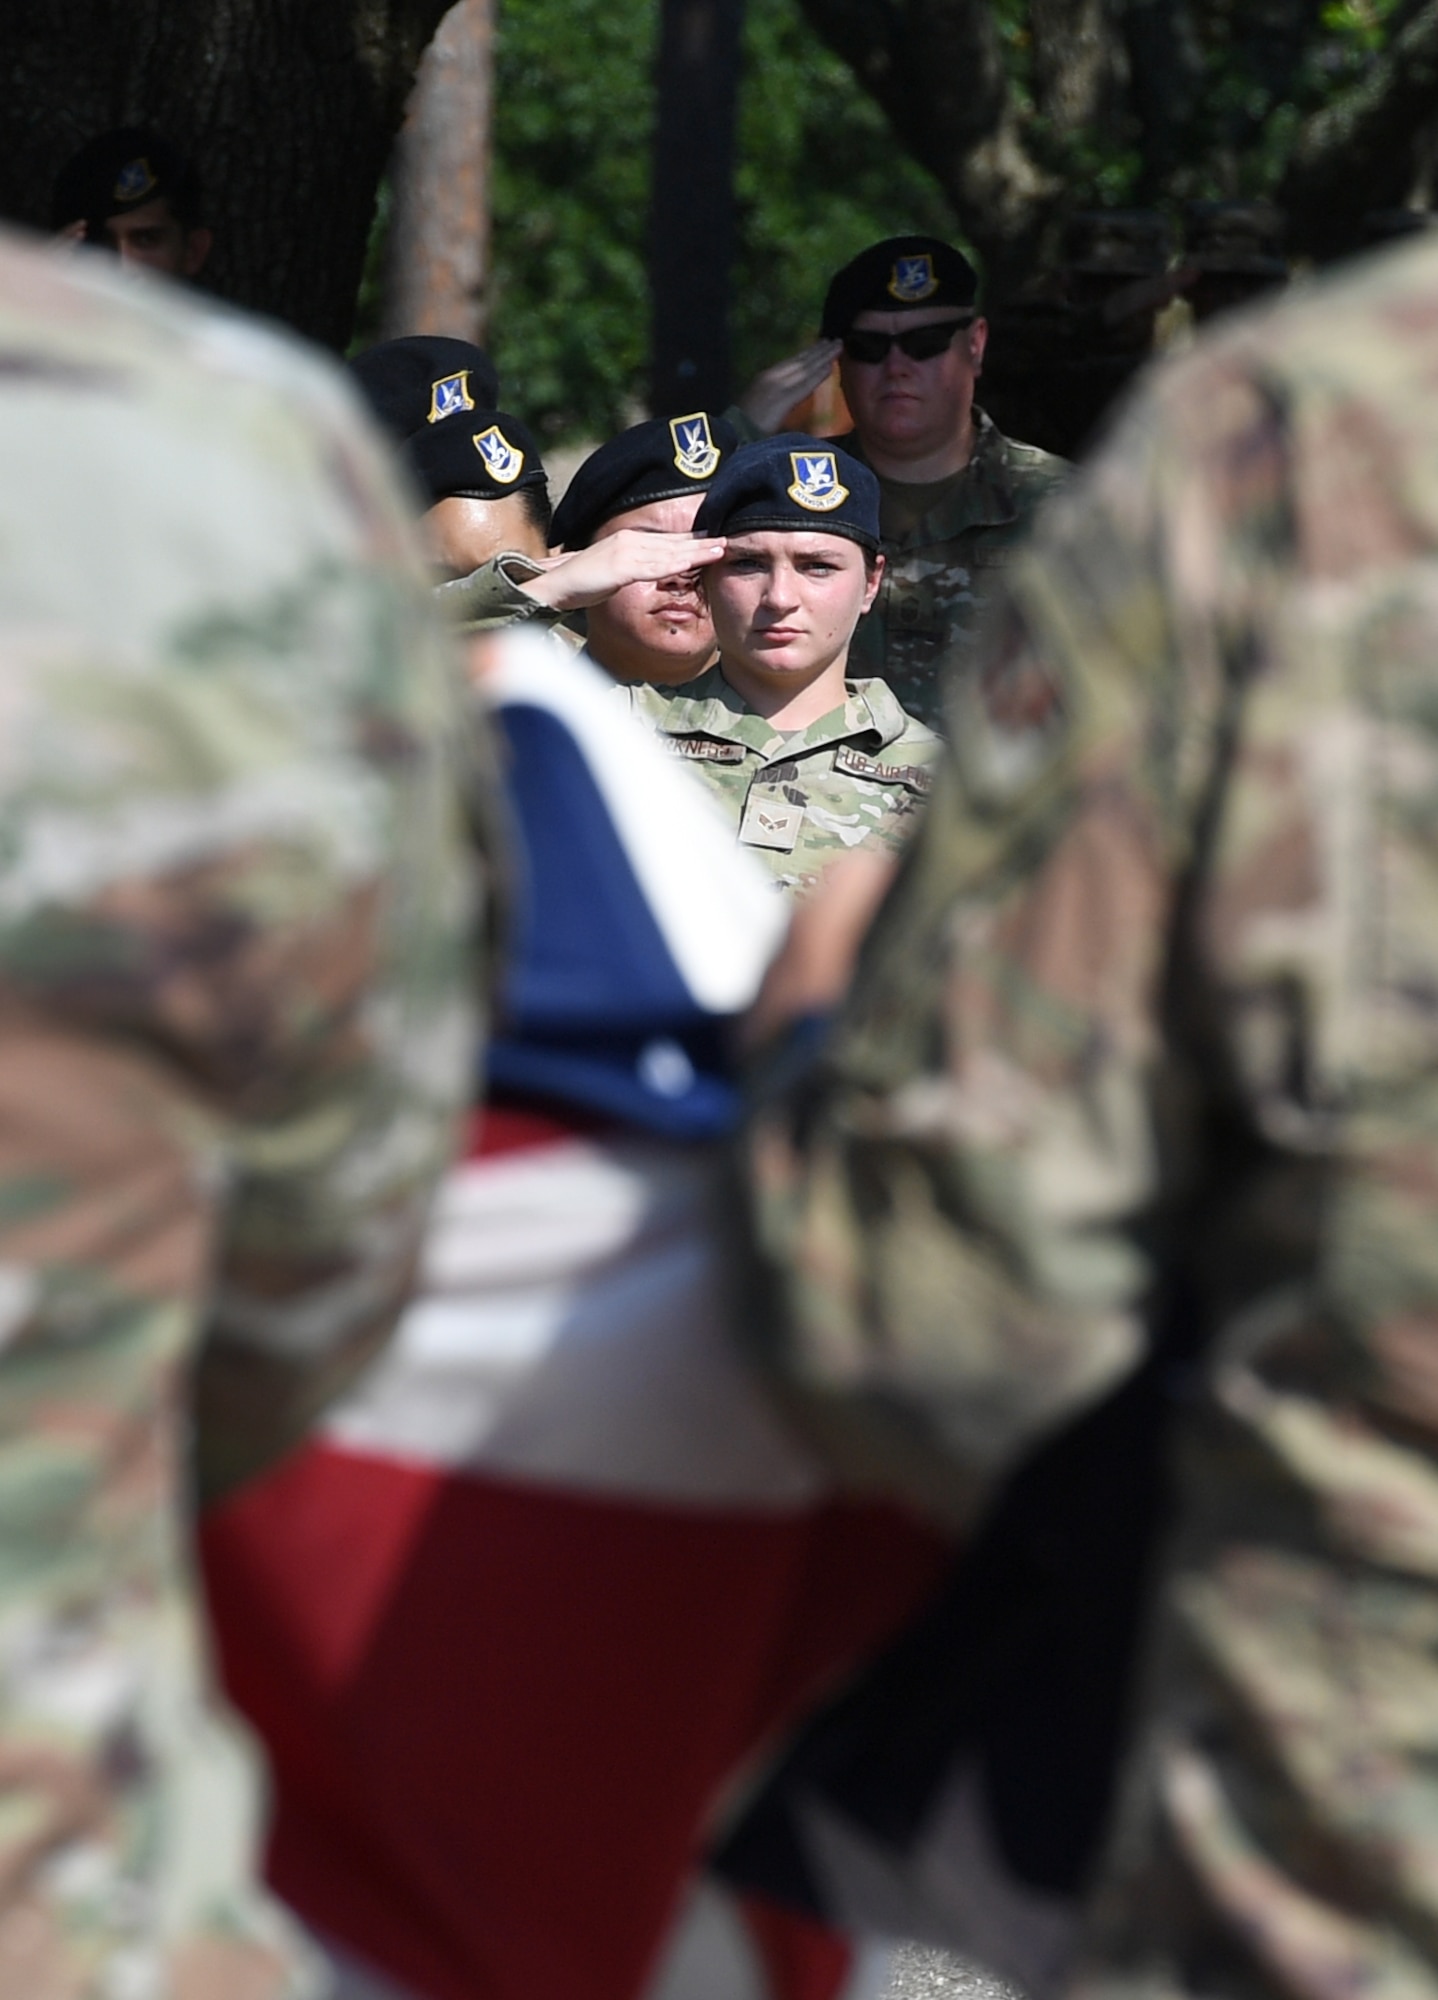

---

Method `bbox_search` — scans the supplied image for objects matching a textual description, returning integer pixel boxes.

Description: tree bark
[796,0,1060,297]
[649,0,747,415]
[1030,0,1127,148]
[0,0,453,350]
[383,0,494,342]
[1121,0,1204,193]
[1280,0,1438,260]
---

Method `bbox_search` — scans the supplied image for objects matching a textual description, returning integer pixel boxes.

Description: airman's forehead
[106,196,179,230]
[595,493,703,538]
[849,306,977,334]
[723,529,860,558]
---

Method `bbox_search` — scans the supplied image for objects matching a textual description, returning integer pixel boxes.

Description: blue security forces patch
[429,371,476,423]
[472,424,525,484]
[670,412,721,480]
[114,157,158,204]
[787,451,848,512]
[887,254,939,303]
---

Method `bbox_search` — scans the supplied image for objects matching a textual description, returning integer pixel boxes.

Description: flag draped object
[200,642,947,2000]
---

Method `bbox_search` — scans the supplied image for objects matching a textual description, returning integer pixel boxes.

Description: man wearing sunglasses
[738,234,1068,731]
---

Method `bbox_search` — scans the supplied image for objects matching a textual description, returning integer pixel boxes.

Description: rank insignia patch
[472,425,524,484]
[888,254,939,303]
[787,451,848,512]
[428,371,475,423]
[670,412,721,479]
[740,794,803,851]
[114,157,157,205]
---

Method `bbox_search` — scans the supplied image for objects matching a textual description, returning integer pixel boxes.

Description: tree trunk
[795,0,1058,300]
[0,0,452,351]
[1280,0,1438,261]
[649,0,746,415]
[383,0,494,342]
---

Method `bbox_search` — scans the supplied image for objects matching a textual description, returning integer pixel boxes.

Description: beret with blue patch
[51,126,204,232]
[404,409,548,507]
[550,411,738,549]
[348,336,501,445]
[821,235,979,336]
[693,432,879,552]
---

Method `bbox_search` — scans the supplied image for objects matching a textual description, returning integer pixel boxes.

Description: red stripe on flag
[470,1099,617,1159]
[738,1893,855,2000]
[202,1444,944,2000]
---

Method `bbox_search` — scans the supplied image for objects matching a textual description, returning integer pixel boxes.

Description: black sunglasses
[841,318,974,365]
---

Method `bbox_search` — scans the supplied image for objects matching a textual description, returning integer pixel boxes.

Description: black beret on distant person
[51,126,204,232]
[820,235,979,337]
[693,433,880,553]
[404,410,549,507]
[550,411,739,549]
[348,337,501,444]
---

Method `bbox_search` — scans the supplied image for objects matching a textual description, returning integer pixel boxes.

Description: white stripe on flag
[322,1136,827,1508]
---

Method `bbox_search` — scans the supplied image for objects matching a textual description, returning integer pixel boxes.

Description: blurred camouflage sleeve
[746,238,1438,1994]
[0,344,481,1500]
[739,341,1288,1530]
[0,241,482,1992]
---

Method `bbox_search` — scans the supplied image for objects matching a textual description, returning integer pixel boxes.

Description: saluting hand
[737,339,844,435]
[520,530,727,612]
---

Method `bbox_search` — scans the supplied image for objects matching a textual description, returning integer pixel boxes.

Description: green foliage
[488,0,957,443]
[381,0,1411,442]
[488,0,655,444]
[960,0,1416,211]
[1318,0,1403,55]
[1153,0,1410,201]
[730,1,957,387]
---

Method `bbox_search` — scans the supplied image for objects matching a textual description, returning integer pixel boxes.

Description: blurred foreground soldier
[624,434,938,893]
[1183,200,1288,323]
[0,234,478,1989]
[1361,208,1436,248]
[740,235,1438,1997]
[752,235,1068,731]
[51,124,212,277]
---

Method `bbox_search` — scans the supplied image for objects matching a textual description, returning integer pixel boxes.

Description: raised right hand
[521,530,727,611]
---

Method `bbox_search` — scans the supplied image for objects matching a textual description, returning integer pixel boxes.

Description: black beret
[404,409,548,507]
[550,411,738,549]
[821,235,979,337]
[693,433,879,552]
[348,337,501,445]
[51,126,203,232]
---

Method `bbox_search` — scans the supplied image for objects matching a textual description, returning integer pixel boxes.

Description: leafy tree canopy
[487,0,956,442]
[793,0,1438,294]
[437,0,1438,445]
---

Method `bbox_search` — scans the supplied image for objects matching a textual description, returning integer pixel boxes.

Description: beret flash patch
[787,451,848,512]
[670,412,721,479]
[428,371,475,423]
[114,157,157,204]
[472,425,524,484]
[887,253,939,302]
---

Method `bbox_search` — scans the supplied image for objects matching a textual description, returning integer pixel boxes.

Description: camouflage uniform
[623,664,938,895]
[839,409,1069,730]
[0,234,480,1993]
[742,234,1438,1997]
[435,553,583,650]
